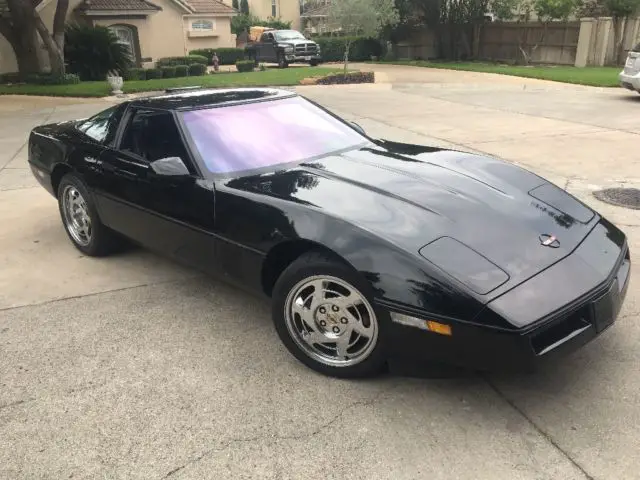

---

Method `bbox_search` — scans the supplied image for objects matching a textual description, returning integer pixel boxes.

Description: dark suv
[244,30,321,68]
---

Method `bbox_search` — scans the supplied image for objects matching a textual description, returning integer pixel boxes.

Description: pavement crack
[0,397,37,411]
[0,275,203,313]
[161,385,394,479]
[0,107,57,173]
[483,375,595,480]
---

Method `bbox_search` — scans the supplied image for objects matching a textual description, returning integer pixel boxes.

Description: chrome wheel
[62,185,92,247]
[284,275,379,367]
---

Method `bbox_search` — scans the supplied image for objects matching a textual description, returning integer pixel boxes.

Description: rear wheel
[57,173,122,256]
[309,59,319,67]
[272,251,387,378]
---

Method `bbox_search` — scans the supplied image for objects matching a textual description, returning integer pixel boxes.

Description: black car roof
[129,87,297,111]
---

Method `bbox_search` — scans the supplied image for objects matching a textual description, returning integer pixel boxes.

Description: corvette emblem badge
[539,234,560,248]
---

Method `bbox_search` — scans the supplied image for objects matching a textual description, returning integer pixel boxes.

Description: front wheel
[277,53,289,69]
[272,251,387,378]
[309,60,319,67]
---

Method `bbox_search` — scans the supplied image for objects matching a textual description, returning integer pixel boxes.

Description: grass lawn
[0,67,338,98]
[376,60,622,87]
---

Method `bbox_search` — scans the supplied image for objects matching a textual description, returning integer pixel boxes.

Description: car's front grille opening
[531,309,591,356]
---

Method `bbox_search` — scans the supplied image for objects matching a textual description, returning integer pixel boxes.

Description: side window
[265,32,274,42]
[119,109,192,170]
[77,106,122,144]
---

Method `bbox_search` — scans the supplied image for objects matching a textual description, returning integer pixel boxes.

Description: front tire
[272,251,387,378]
[309,60,319,67]
[277,53,289,69]
[57,173,122,257]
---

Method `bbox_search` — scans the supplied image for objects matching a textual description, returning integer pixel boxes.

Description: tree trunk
[343,39,351,75]
[9,23,42,75]
[30,5,65,74]
[613,16,628,66]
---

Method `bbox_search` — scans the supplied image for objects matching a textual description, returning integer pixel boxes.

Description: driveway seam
[398,89,640,138]
[0,274,203,313]
[483,375,595,480]
[0,106,57,173]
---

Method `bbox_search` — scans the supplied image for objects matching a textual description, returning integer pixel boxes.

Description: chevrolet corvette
[28,87,631,377]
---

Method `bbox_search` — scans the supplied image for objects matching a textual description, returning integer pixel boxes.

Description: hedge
[161,66,177,78]
[315,37,384,62]
[235,59,254,73]
[0,72,22,84]
[145,68,163,79]
[188,63,207,76]
[157,55,208,67]
[24,73,81,85]
[175,65,189,77]
[316,71,375,85]
[124,68,146,81]
[189,47,245,65]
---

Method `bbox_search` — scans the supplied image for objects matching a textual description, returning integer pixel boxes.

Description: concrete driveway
[1,65,638,480]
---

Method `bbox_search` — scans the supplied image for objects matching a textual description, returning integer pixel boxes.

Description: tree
[65,24,132,80]
[328,0,400,73]
[240,0,249,14]
[232,0,239,9]
[0,0,69,75]
[603,0,640,64]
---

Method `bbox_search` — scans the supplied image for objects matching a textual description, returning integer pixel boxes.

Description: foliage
[328,0,399,72]
[315,36,385,61]
[175,65,189,77]
[124,68,147,81]
[146,68,163,79]
[603,0,640,16]
[377,60,622,86]
[240,0,249,14]
[231,13,292,35]
[64,24,133,81]
[0,72,22,84]
[157,55,208,67]
[489,0,531,20]
[190,48,245,65]
[24,73,80,85]
[188,63,207,76]
[236,59,255,72]
[316,71,375,84]
[160,66,177,78]
[533,0,581,21]
[0,67,339,97]
[232,0,239,8]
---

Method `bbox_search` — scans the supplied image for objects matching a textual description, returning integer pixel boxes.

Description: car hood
[229,143,598,297]
[277,39,315,46]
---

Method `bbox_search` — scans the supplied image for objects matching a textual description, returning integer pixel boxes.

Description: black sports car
[28,87,631,378]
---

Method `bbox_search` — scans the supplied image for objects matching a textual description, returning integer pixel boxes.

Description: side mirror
[351,122,366,136]
[150,157,190,177]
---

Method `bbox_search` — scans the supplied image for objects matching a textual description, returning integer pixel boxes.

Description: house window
[109,25,136,63]
[271,0,277,17]
[192,20,214,30]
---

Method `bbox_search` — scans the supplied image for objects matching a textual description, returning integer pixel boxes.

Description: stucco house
[0,0,238,74]
[220,0,301,31]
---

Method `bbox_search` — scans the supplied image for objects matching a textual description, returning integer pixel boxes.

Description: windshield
[274,30,305,41]
[634,42,640,52]
[180,96,367,175]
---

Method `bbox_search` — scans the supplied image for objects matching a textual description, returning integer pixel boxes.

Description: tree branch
[30,5,65,72]
[52,0,67,48]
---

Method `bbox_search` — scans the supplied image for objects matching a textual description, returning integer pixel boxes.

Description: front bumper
[619,70,640,92]
[284,54,321,63]
[384,224,631,373]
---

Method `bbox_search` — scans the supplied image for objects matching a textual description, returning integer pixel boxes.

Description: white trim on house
[83,9,161,16]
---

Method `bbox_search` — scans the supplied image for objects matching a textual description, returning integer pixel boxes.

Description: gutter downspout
[182,14,189,55]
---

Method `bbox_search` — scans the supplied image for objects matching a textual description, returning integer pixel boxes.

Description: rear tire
[272,251,388,378]
[309,60,319,67]
[57,173,122,257]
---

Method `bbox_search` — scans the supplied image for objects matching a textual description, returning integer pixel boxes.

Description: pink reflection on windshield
[181,97,365,174]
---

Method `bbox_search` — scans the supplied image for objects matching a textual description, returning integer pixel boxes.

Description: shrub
[157,55,208,67]
[189,48,245,65]
[145,68,163,79]
[235,59,254,72]
[188,63,207,76]
[174,65,189,77]
[24,73,81,85]
[316,72,375,85]
[161,66,177,78]
[124,68,146,81]
[315,37,384,62]
[0,72,22,84]
[64,23,133,81]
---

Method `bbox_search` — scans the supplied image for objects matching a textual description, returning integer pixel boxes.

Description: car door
[94,107,219,272]
[260,32,276,62]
